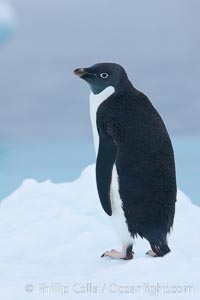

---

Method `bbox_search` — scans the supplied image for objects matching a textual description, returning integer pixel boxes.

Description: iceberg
[0,1,15,45]
[0,164,199,299]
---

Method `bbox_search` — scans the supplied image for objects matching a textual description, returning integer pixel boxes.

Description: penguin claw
[146,250,157,257]
[101,250,113,258]
[101,249,134,260]
[101,251,107,257]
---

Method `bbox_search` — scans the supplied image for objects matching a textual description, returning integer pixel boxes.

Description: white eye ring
[100,73,109,79]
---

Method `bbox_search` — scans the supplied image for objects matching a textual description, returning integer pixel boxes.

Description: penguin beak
[74,68,86,77]
[74,68,96,78]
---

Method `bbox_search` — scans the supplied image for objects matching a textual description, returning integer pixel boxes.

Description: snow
[0,164,200,299]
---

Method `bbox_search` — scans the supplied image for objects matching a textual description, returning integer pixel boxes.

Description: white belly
[110,165,133,244]
[90,87,132,245]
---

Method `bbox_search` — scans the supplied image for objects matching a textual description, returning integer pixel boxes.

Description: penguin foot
[146,250,157,257]
[101,249,134,260]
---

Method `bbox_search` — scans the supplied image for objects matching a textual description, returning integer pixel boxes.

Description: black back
[96,76,176,239]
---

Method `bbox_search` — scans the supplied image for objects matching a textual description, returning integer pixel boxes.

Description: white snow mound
[0,164,199,300]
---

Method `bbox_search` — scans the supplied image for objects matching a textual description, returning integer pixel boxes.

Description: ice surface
[0,164,199,299]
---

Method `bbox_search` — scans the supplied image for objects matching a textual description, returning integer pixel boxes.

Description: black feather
[96,78,176,249]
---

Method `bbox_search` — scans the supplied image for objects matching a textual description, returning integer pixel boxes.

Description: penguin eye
[100,73,109,79]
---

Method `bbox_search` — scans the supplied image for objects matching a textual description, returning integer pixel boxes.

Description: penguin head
[74,63,128,94]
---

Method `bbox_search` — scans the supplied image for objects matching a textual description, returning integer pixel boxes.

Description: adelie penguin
[74,63,177,260]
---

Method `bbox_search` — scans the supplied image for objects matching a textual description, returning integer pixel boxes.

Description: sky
[0,0,199,140]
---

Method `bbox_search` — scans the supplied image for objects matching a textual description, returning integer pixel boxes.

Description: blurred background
[0,0,199,204]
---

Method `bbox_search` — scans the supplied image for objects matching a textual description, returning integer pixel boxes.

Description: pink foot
[146,249,157,257]
[101,249,134,260]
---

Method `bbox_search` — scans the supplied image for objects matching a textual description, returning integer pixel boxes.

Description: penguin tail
[150,243,171,257]
[145,229,171,257]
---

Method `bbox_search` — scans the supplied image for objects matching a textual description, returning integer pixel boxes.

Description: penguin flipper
[96,134,117,216]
